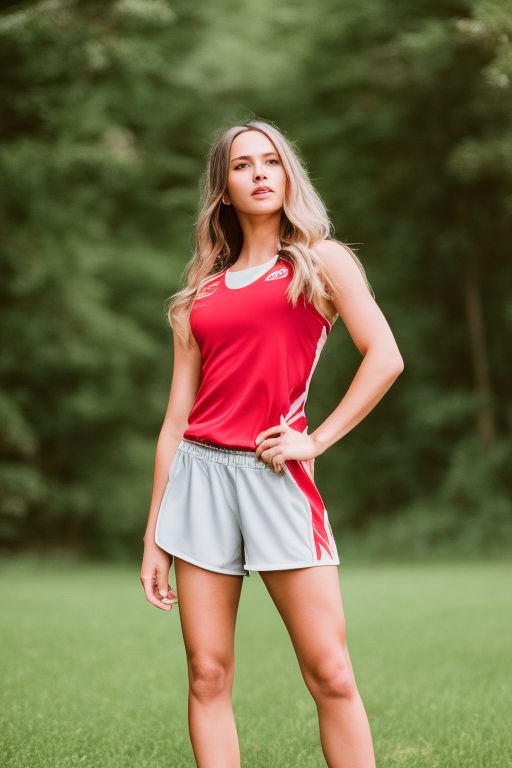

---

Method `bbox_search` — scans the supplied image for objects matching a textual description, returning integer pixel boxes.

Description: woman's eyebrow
[230,152,278,163]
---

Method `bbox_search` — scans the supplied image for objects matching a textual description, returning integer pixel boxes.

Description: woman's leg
[174,557,244,768]
[259,565,376,768]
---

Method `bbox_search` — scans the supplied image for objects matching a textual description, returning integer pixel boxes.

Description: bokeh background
[1,3,512,766]
[1,0,510,561]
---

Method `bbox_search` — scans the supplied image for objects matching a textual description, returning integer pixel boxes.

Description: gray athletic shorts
[154,438,340,577]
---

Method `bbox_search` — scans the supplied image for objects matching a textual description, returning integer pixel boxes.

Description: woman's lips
[252,190,273,198]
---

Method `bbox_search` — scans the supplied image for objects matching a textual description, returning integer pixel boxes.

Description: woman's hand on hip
[140,542,179,612]
[255,415,319,473]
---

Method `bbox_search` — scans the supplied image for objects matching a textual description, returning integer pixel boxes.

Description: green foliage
[298,0,512,548]
[0,0,510,556]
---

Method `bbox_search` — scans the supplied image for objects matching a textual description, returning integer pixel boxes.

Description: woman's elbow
[364,344,404,381]
[370,347,404,379]
[392,353,405,376]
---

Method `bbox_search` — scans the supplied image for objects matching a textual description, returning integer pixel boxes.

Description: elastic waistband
[179,438,267,468]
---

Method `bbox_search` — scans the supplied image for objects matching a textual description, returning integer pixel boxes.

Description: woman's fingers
[140,569,178,612]
[156,568,179,608]
[140,546,178,612]
[156,570,169,601]
[162,585,179,605]
[255,435,281,458]
[259,444,285,473]
[255,420,287,445]
[140,574,171,611]
[272,455,284,473]
[258,444,285,473]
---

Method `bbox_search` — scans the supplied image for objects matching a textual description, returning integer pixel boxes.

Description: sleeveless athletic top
[182,255,332,451]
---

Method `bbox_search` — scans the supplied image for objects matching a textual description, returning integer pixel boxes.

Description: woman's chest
[191,271,297,345]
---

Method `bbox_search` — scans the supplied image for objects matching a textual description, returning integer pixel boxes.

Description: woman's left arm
[310,239,404,454]
[255,240,404,470]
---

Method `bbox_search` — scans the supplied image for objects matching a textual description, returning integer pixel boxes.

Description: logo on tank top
[196,280,220,299]
[265,266,289,281]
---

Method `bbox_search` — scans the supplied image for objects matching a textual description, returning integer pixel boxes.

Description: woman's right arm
[140,327,201,610]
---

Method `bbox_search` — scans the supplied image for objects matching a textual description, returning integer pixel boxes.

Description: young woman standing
[140,118,404,768]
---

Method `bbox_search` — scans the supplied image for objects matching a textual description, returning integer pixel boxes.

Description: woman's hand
[140,541,179,612]
[255,415,319,473]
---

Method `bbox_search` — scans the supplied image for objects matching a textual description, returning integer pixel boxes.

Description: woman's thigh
[259,566,355,695]
[174,557,244,669]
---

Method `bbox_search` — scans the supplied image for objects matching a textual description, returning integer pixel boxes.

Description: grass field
[1,555,510,767]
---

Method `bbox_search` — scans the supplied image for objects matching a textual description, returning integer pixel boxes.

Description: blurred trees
[295,0,512,554]
[0,0,510,558]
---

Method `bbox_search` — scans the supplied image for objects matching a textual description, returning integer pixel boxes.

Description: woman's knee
[188,656,234,700]
[305,651,357,701]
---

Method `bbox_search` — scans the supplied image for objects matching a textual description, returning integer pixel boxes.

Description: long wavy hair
[166,118,374,345]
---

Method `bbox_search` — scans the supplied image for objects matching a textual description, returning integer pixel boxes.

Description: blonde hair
[166,118,373,345]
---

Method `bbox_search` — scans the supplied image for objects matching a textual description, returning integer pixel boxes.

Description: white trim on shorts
[156,544,249,577]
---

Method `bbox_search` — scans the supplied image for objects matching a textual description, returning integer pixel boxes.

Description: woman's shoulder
[312,238,356,267]
[312,239,371,290]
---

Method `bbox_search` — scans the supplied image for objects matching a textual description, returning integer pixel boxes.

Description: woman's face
[224,130,287,215]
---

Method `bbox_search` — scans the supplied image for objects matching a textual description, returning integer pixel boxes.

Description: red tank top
[182,256,332,450]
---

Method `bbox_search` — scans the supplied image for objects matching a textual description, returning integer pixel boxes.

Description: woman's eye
[233,159,279,170]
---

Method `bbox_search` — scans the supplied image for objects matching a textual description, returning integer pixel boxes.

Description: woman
[140,118,404,768]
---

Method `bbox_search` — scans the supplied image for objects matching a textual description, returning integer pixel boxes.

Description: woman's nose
[253,167,267,180]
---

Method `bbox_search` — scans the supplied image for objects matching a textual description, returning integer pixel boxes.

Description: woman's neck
[234,218,281,269]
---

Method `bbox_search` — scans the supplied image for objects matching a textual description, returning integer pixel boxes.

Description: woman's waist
[180,435,256,454]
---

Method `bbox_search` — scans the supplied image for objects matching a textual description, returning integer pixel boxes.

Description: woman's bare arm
[140,326,201,611]
[255,239,404,471]
[310,239,404,453]
[143,328,202,545]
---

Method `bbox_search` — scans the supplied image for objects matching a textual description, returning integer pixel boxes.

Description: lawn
[1,555,510,767]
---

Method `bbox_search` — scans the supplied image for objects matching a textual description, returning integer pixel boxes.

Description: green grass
[1,555,511,767]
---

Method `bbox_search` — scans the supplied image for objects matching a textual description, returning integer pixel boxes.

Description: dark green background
[1,0,510,560]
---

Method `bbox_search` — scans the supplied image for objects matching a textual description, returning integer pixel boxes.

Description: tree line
[1,0,510,558]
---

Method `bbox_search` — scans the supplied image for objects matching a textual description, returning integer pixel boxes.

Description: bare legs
[173,557,243,768]
[174,558,375,768]
[259,565,376,768]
